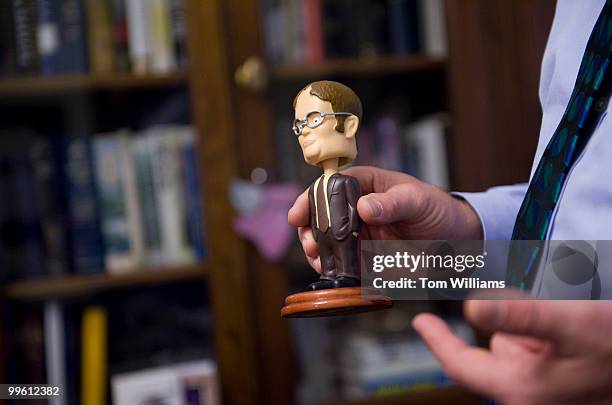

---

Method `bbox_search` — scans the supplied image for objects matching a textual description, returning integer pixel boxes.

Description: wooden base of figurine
[281,287,392,318]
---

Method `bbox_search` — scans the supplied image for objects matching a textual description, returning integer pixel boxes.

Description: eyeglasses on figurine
[292,110,354,136]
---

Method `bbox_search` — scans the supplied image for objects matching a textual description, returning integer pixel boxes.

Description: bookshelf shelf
[3,263,208,301]
[0,71,188,96]
[324,386,479,405]
[271,55,445,80]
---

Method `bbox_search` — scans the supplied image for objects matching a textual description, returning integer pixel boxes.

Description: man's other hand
[413,296,612,405]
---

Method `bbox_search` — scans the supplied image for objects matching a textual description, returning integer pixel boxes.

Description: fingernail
[367,197,382,217]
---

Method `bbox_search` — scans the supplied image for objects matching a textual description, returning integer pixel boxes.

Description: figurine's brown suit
[308,173,361,280]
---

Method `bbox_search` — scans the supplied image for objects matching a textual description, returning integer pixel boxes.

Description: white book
[419,0,448,57]
[119,132,146,269]
[44,301,65,405]
[126,0,151,73]
[148,0,176,73]
[403,114,450,190]
[112,359,219,405]
[150,126,194,265]
[92,131,144,273]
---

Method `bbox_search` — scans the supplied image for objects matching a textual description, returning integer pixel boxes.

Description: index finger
[412,313,505,398]
[288,189,309,227]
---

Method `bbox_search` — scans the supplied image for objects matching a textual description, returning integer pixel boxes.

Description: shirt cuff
[451,189,524,240]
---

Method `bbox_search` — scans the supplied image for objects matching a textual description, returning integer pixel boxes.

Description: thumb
[357,184,425,225]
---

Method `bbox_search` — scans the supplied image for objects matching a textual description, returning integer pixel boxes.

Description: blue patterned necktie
[507,0,612,289]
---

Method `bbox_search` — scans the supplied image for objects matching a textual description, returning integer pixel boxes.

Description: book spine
[12,143,47,279]
[418,0,447,57]
[36,0,62,75]
[81,306,107,405]
[126,0,150,74]
[263,0,285,63]
[148,0,176,73]
[29,137,68,276]
[169,0,188,69]
[85,0,115,74]
[179,128,207,261]
[119,133,145,269]
[58,0,89,74]
[133,133,162,266]
[44,301,66,405]
[0,1,17,76]
[387,0,409,55]
[92,133,142,273]
[12,0,40,75]
[110,0,130,72]
[63,137,105,274]
[151,127,194,264]
[304,0,324,62]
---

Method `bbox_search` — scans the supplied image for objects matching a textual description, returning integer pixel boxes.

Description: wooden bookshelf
[0,71,188,96]
[2,264,208,301]
[324,387,480,405]
[271,55,445,80]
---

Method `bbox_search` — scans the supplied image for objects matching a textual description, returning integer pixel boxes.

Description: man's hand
[288,166,483,272]
[413,296,612,405]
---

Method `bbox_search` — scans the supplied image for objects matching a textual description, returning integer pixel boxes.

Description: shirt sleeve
[451,183,529,240]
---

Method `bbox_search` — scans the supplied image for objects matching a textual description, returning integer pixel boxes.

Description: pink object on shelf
[231,180,302,262]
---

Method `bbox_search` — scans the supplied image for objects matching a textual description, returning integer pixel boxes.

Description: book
[5,304,46,405]
[387,0,421,55]
[112,360,219,405]
[62,137,105,274]
[178,127,207,260]
[133,132,163,266]
[44,301,66,405]
[151,126,194,264]
[58,0,88,73]
[263,0,286,63]
[64,304,82,405]
[403,114,450,190]
[12,0,40,75]
[92,131,144,273]
[110,0,130,72]
[148,0,176,73]
[0,0,17,75]
[36,0,62,75]
[169,0,188,69]
[303,0,324,62]
[29,136,68,276]
[418,0,447,57]
[0,131,46,280]
[126,0,151,73]
[85,0,115,74]
[81,306,108,405]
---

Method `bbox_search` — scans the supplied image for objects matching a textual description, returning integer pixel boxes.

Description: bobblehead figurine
[281,81,392,318]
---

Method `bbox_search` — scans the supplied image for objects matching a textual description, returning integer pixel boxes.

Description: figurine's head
[292,81,362,167]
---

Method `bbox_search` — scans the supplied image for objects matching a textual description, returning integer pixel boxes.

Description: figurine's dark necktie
[316,176,329,232]
[507,0,612,289]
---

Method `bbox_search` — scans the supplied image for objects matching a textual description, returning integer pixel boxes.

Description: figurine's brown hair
[293,81,363,133]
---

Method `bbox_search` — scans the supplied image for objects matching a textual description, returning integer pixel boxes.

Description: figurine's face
[294,87,358,167]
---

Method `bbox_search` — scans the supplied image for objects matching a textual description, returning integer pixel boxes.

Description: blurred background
[0,0,556,404]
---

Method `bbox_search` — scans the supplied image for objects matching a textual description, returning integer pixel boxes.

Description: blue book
[0,132,46,280]
[36,0,62,75]
[387,0,421,55]
[179,129,207,261]
[58,0,88,73]
[12,0,40,74]
[29,137,69,276]
[61,137,105,273]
